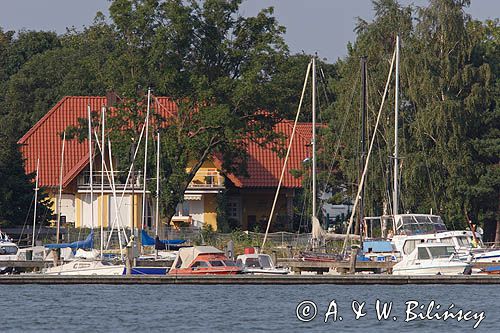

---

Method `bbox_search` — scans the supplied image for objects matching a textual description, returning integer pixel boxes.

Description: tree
[322,0,413,219]
[69,0,297,226]
[0,118,53,228]
[321,0,499,238]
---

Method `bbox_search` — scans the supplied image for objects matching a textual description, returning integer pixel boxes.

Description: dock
[278,258,394,274]
[0,275,499,285]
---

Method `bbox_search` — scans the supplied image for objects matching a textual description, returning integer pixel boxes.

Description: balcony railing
[188,169,224,189]
[78,171,143,189]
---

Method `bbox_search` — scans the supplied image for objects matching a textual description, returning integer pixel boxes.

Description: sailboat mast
[88,105,94,230]
[312,56,317,221]
[100,106,106,257]
[360,56,367,238]
[155,131,160,237]
[32,158,39,246]
[56,131,65,244]
[141,88,151,232]
[393,35,400,217]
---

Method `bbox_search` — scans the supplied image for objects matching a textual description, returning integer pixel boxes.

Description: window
[224,260,237,267]
[191,261,209,268]
[227,200,240,220]
[245,258,261,268]
[175,201,190,216]
[0,246,17,255]
[428,246,455,258]
[209,260,225,267]
[403,240,417,255]
[259,255,272,268]
[417,247,430,260]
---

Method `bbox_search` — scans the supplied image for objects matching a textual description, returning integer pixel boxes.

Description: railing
[78,171,143,188]
[187,169,224,189]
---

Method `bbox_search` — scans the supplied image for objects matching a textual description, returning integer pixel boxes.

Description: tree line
[0,0,497,242]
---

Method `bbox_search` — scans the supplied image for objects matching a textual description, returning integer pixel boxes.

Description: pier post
[349,247,358,274]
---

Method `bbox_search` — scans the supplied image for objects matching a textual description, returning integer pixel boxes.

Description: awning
[184,194,202,201]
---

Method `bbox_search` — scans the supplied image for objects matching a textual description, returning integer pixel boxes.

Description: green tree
[0,119,53,228]
[68,0,296,226]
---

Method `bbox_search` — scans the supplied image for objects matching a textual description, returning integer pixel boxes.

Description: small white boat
[0,236,19,274]
[236,253,289,275]
[392,243,470,275]
[43,260,125,275]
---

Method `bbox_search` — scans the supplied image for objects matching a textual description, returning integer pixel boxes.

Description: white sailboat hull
[44,260,125,275]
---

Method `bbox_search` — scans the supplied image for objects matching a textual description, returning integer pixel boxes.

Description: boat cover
[172,246,224,269]
[45,230,94,249]
[362,240,394,253]
[140,230,186,246]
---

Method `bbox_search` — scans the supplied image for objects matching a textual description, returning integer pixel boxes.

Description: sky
[0,0,498,61]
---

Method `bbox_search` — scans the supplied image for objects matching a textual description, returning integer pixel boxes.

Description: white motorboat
[392,243,470,275]
[236,253,289,275]
[0,234,19,274]
[43,260,125,275]
[382,214,500,263]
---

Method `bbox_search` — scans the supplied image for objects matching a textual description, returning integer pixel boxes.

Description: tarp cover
[172,246,224,269]
[45,230,94,249]
[362,240,394,253]
[141,230,186,246]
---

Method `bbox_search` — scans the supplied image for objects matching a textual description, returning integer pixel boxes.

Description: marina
[0,1,499,332]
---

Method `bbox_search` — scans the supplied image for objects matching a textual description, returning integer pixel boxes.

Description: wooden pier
[0,275,499,285]
[278,258,394,274]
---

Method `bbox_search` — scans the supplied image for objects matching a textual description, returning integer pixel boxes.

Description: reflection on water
[0,284,498,332]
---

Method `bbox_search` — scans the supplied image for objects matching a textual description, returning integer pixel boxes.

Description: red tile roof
[221,120,312,188]
[19,96,312,189]
[18,96,178,188]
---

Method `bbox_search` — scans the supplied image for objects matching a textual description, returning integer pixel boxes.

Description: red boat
[168,246,242,275]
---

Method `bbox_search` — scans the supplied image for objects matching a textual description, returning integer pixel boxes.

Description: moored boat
[236,250,289,275]
[43,259,125,275]
[392,243,471,275]
[168,246,241,275]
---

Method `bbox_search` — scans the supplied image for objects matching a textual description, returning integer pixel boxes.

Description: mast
[393,35,400,217]
[312,56,317,222]
[88,105,94,230]
[56,131,66,244]
[155,131,160,237]
[141,88,151,234]
[31,158,39,247]
[360,56,367,239]
[100,106,106,257]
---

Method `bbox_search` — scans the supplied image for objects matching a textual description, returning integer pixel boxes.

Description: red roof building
[18,96,312,232]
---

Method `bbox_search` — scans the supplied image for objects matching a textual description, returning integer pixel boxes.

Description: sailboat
[354,36,494,271]
[261,57,358,258]
[44,105,126,275]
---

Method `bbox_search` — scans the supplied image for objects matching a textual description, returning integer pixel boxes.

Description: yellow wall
[131,194,142,230]
[203,194,218,231]
[96,194,109,227]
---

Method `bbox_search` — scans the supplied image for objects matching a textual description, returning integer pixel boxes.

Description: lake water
[0,284,497,332]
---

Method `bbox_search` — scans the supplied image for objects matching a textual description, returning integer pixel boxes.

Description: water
[1,284,497,332]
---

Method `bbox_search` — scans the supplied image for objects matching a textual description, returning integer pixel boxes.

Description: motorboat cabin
[168,246,241,275]
[236,253,289,275]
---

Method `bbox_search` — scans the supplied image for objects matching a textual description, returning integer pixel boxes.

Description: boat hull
[393,263,469,275]
[44,261,125,276]
[168,268,241,275]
